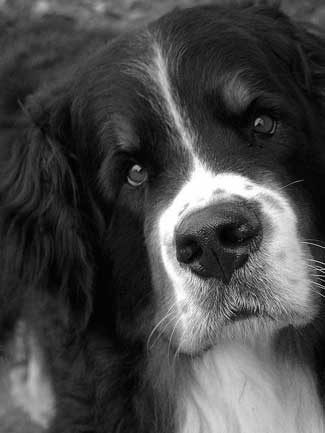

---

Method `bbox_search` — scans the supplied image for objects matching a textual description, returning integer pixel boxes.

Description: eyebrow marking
[222,70,253,113]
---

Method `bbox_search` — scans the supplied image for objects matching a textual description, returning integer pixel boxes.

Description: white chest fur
[179,340,325,433]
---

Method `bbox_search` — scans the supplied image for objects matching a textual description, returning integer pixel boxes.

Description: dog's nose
[175,202,262,283]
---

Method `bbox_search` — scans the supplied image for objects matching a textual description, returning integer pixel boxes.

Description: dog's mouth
[173,305,273,356]
[158,288,310,356]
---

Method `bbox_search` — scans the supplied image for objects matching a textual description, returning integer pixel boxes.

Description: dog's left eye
[253,115,277,135]
[127,164,148,187]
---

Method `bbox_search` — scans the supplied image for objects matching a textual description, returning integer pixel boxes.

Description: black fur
[2,3,325,432]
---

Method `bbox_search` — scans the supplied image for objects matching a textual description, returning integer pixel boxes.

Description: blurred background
[0,0,325,30]
[0,0,324,432]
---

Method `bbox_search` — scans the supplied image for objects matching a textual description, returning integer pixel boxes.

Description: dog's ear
[0,85,100,329]
[244,4,325,107]
[292,22,325,105]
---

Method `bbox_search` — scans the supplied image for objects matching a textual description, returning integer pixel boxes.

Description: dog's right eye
[252,115,277,135]
[127,164,148,187]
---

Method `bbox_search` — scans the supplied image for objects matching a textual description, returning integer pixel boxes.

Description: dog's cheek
[105,192,155,340]
[256,191,317,322]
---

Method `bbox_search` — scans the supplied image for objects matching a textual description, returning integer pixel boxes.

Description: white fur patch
[10,333,55,428]
[158,159,314,334]
[127,40,196,154]
[150,43,195,152]
[179,340,324,433]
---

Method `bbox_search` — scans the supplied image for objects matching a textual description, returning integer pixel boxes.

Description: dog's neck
[177,329,325,433]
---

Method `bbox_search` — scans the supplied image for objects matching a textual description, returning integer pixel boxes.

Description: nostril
[176,236,202,265]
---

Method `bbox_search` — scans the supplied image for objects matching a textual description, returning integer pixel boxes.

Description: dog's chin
[170,308,309,356]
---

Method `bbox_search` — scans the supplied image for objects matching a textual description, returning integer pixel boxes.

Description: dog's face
[6,4,325,354]
[95,5,325,353]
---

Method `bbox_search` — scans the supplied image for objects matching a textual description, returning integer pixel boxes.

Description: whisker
[314,269,325,275]
[172,344,182,368]
[311,272,325,278]
[278,179,304,190]
[310,281,325,294]
[309,285,325,299]
[307,263,325,271]
[150,314,179,353]
[310,269,325,275]
[147,303,177,352]
[301,241,325,250]
[307,259,325,266]
[307,264,325,273]
[167,317,183,364]
[311,274,325,283]
[304,239,325,245]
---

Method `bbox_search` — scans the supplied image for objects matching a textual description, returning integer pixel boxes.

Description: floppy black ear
[245,3,325,106]
[0,88,97,329]
[293,22,325,104]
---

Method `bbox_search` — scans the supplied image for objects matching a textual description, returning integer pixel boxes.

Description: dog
[2,2,325,432]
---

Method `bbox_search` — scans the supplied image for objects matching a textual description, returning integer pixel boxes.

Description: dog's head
[3,3,325,354]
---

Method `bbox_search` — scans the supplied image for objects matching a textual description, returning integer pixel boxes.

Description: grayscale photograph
[0,0,325,432]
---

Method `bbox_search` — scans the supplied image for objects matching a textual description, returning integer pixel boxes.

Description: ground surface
[1,0,325,432]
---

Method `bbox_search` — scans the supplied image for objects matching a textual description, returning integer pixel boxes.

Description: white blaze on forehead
[151,43,195,152]
[128,39,196,154]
